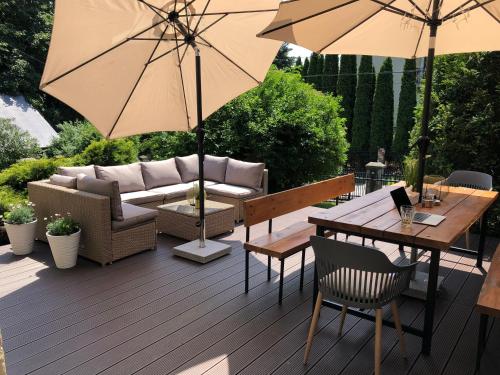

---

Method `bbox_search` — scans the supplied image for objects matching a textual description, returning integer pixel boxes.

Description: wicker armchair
[305,237,416,375]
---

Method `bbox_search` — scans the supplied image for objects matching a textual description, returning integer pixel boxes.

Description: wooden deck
[0,206,499,375]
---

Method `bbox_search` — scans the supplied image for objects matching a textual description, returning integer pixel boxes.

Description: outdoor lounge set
[28,155,267,266]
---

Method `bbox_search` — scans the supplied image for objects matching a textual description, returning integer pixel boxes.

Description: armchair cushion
[205,183,262,199]
[225,158,265,189]
[112,203,158,231]
[77,174,123,221]
[175,154,198,183]
[57,165,96,178]
[95,163,145,193]
[141,159,182,189]
[204,155,228,183]
[49,174,77,189]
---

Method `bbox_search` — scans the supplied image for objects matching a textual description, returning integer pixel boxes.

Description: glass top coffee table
[157,200,235,241]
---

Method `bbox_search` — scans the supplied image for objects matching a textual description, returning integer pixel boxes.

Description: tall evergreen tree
[323,54,339,94]
[295,56,302,66]
[392,59,417,161]
[306,52,319,85]
[302,57,310,79]
[351,56,374,155]
[337,55,357,141]
[273,43,295,69]
[315,54,324,90]
[370,57,394,159]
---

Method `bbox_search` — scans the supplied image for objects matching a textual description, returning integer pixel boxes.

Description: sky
[288,44,312,59]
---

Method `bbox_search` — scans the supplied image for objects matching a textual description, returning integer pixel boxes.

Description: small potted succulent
[45,213,80,269]
[2,202,37,255]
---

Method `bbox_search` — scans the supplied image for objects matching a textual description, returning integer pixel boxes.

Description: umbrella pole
[195,48,206,248]
[416,0,440,202]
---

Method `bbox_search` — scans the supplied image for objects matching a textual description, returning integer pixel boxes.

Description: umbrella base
[173,239,232,264]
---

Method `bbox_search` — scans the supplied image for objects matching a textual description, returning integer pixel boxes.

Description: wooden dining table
[308,184,498,355]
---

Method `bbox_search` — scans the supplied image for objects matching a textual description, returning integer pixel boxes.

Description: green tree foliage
[0,0,78,125]
[0,186,25,217]
[392,59,417,161]
[140,69,348,192]
[0,118,42,169]
[315,54,324,90]
[273,43,295,70]
[302,57,309,79]
[337,55,357,141]
[306,53,319,86]
[409,52,500,234]
[77,139,139,166]
[323,54,338,95]
[370,57,394,158]
[46,120,102,157]
[295,56,302,67]
[351,56,374,155]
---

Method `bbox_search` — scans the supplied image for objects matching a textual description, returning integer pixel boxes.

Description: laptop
[390,187,446,226]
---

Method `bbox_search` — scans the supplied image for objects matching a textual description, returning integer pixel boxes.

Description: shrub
[46,120,102,157]
[0,187,26,217]
[141,68,348,192]
[0,118,42,169]
[0,157,75,192]
[2,202,35,225]
[76,139,139,166]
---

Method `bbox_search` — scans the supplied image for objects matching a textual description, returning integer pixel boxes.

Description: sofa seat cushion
[120,191,165,205]
[225,158,265,189]
[58,165,96,178]
[141,159,182,189]
[112,203,158,231]
[205,183,262,199]
[150,181,217,200]
[95,163,146,193]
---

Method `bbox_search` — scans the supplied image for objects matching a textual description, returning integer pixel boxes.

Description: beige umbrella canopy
[259,0,500,58]
[259,0,500,201]
[41,0,281,139]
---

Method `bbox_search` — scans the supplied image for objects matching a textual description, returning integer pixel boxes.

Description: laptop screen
[390,187,412,216]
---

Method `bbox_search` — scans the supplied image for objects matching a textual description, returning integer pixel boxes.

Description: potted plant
[2,202,37,255]
[45,213,80,269]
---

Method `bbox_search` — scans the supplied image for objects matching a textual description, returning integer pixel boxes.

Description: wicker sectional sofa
[28,155,267,265]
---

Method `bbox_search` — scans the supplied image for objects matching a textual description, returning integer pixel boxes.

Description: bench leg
[279,259,284,305]
[267,256,272,280]
[476,314,488,371]
[300,249,306,291]
[245,250,249,293]
[477,212,487,268]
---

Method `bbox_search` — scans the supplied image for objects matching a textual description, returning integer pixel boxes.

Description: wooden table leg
[477,211,488,268]
[422,249,440,355]
[476,313,488,371]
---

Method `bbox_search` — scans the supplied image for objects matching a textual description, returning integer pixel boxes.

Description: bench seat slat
[477,244,500,317]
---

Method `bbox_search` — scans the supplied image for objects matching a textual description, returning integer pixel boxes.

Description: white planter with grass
[5,219,37,255]
[47,229,80,269]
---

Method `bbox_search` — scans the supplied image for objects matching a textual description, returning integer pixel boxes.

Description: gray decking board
[0,207,498,375]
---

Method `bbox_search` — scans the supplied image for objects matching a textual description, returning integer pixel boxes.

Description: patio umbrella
[258,0,500,200]
[40,0,281,248]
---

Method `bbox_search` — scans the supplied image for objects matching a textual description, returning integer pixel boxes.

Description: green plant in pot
[2,202,37,255]
[45,213,80,269]
[402,157,419,191]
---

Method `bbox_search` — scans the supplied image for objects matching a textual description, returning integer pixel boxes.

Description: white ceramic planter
[47,229,81,269]
[5,219,37,255]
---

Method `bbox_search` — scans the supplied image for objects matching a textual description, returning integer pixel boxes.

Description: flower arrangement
[45,213,80,236]
[1,202,36,225]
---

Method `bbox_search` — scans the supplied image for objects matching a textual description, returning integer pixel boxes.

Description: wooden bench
[243,174,355,304]
[476,243,500,370]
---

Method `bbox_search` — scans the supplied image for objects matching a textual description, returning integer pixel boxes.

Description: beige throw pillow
[204,155,228,183]
[175,154,199,183]
[57,165,96,178]
[49,174,77,189]
[225,158,265,189]
[95,163,145,193]
[77,174,123,221]
[141,159,182,189]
